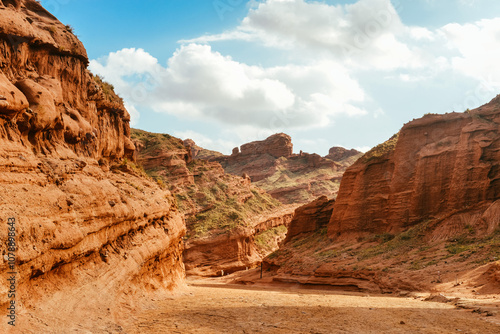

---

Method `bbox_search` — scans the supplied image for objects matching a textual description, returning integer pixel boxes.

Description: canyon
[0,1,499,332]
[132,130,362,277]
[132,129,296,277]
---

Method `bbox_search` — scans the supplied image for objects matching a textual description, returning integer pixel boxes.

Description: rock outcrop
[329,98,500,240]
[238,133,293,158]
[213,133,360,204]
[0,1,185,329]
[284,196,335,243]
[183,138,223,160]
[132,129,296,276]
[184,208,294,276]
[326,147,361,162]
[215,133,293,182]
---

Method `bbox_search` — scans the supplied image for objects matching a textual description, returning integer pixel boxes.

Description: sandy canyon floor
[10,275,500,333]
[115,277,500,334]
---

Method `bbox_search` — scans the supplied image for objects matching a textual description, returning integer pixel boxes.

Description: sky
[40,0,500,155]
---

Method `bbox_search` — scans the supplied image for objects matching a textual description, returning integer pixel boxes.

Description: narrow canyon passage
[121,279,500,334]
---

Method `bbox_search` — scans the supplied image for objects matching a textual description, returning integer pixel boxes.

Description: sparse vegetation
[92,74,124,104]
[358,220,432,260]
[367,233,395,243]
[361,132,400,162]
[130,130,286,241]
[131,129,185,154]
[195,148,224,160]
[187,190,280,238]
[120,158,149,178]
[446,228,500,262]
[255,225,288,253]
[314,249,339,260]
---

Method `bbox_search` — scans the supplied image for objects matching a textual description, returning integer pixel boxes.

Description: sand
[119,279,500,334]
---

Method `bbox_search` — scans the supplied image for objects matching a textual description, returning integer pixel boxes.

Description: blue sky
[41,0,500,155]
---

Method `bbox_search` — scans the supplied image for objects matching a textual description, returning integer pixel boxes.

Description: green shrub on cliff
[131,129,185,154]
[361,132,400,162]
[255,225,288,253]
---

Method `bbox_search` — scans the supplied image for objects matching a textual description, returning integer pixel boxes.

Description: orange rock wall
[0,0,185,308]
[329,98,500,239]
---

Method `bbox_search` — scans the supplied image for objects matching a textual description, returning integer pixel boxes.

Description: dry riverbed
[11,277,500,333]
[121,279,500,334]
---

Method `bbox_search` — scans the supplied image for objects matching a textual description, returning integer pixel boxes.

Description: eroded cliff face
[0,1,185,328]
[284,196,335,243]
[184,208,294,276]
[132,129,296,277]
[325,147,361,162]
[214,133,294,183]
[329,97,500,240]
[257,97,500,295]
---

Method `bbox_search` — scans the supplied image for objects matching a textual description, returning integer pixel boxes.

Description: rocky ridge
[0,1,185,330]
[132,129,296,276]
[212,133,362,204]
[329,100,500,240]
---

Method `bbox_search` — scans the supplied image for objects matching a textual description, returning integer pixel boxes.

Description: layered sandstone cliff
[329,98,500,240]
[0,1,185,329]
[284,196,335,243]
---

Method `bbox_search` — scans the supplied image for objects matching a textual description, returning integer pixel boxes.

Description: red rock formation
[285,196,335,243]
[329,97,500,240]
[132,129,296,276]
[215,133,293,181]
[183,138,200,158]
[240,133,293,158]
[133,130,194,186]
[326,147,361,161]
[0,1,185,325]
[183,137,224,160]
[253,98,500,295]
[214,134,357,204]
[184,208,294,276]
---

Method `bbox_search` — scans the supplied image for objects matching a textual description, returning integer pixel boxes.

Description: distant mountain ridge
[199,133,362,204]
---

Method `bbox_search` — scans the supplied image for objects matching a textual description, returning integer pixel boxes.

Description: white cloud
[89,48,161,86]
[90,44,368,132]
[408,27,434,41]
[89,0,500,156]
[184,0,424,70]
[439,18,500,86]
[123,102,140,126]
[355,146,372,153]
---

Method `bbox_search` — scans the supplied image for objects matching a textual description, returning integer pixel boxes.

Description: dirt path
[121,281,500,334]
